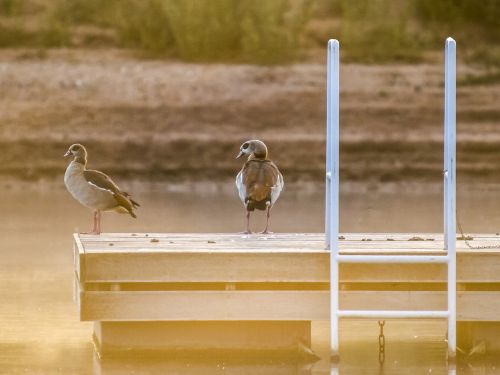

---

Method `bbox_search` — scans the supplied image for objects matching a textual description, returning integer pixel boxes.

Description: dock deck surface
[76,232,500,254]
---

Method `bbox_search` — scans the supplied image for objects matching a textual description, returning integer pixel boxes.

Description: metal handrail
[325,38,457,360]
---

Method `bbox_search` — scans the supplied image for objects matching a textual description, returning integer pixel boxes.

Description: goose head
[236,140,268,160]
[64,144,87,164]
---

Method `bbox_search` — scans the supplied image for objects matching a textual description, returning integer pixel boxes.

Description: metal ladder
[325,38,457,359]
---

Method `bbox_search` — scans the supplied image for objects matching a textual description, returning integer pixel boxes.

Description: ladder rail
[337,310,449,319]
[444,36,457,358]
[326,38,340,358]
[325,38,457,359]
[335,254,449,264]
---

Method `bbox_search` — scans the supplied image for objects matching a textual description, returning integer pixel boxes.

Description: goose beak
[64,150,71,157]
[236,151,244,159]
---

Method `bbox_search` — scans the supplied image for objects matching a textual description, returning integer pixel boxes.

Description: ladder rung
[337,310,449,319]
[335,254,449,264]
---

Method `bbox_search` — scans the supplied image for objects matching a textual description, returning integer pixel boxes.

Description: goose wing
[235,169,246,205]
[83,169,120,194]
[270,167,284,206]
[84,169,139,216]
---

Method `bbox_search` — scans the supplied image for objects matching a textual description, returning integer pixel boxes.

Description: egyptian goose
[63,144,139,234]
[235,140,284,234]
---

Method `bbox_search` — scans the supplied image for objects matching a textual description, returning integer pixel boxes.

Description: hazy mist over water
[2,183,500,373]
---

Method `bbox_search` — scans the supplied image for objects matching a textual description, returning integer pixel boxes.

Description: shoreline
[4,176,500,195]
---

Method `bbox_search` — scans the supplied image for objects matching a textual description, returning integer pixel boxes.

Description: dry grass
[0,0,313,63]
[1,0,500,68]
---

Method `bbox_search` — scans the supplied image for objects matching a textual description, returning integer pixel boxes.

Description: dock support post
[326,39,340,359]
[444,37,457,359]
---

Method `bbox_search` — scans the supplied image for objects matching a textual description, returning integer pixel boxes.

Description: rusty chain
[378,320,386,365]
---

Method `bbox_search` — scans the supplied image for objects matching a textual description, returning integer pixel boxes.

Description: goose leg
[93,211,98,233]
[240,211,252,234]
[260,203,273,234]
[81,211,98,234]
[96,210,102,235]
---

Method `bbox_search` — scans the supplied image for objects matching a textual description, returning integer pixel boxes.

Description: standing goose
[64,144,139,234]
[236,140,284,234]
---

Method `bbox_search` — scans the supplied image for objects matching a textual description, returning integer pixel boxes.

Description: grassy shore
[1,0,499,67]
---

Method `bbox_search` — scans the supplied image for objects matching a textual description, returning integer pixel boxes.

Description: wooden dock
[73,232,500,355]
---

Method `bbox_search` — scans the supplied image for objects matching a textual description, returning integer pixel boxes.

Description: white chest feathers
[64,162,117,210]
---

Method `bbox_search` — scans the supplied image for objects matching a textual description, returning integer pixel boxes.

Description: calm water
[2,182,500,374]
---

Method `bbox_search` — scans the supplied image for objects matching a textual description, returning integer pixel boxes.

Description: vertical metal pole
[325,41,332,248]
[444,37,457,359]
[444,80,449,247]
[327,39,340,359]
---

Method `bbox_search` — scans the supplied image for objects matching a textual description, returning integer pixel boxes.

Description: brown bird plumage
[241,159,282,211]
[83,169,139,218]
[236,140,284,234]
[64,144,139,234]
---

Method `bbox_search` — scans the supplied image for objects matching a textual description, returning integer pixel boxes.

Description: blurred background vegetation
[0,0,499,68]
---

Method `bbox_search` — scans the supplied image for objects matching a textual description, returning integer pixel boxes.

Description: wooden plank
[77,233,500,247]
[80,236,324,247]
[80,290,500,322]
[77,232,500,254]
[79,234,324,246]
[83,244,446,254]
[73,233,85,280]
[84,246,327,253]
[78,232,440,240]
[344,254,500,282]
[79,232,323,239]
[340,263,447,283]
[73,271,81,309]
[82,243,447,252]
[80,251,500,283]
[458,253,500,282]
[78,239,500,254]
[81,242,499,253]
[342,291,447,311]
[81,291,329,321]
[457,292,500,321]
[344,255,500,282]
[83,252,330,283]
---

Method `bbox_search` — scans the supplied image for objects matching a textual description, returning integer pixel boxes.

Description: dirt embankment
[1,49,499,184]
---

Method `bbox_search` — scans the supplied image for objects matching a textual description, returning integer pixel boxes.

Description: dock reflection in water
[3,183,500,374]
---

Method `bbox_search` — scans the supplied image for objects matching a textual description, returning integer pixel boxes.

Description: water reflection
[3,182,500,374]
[94,353,321,375]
